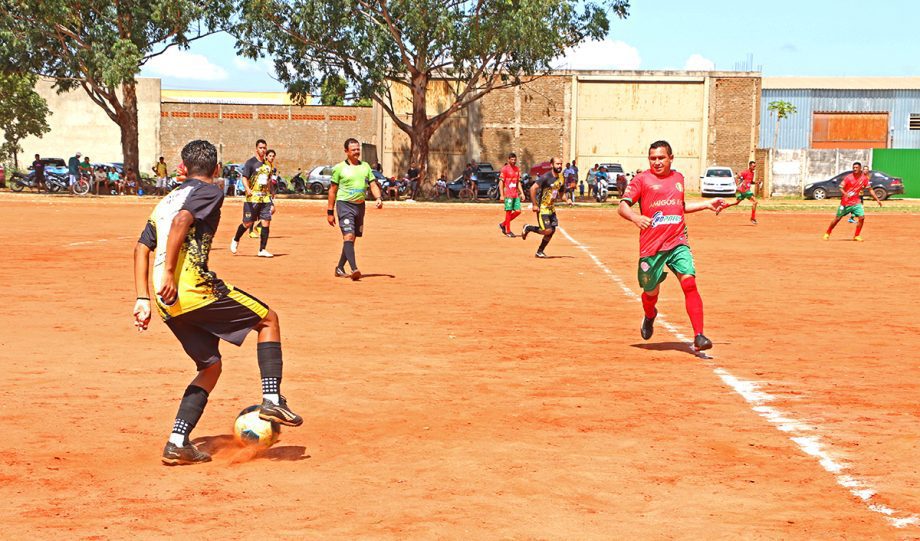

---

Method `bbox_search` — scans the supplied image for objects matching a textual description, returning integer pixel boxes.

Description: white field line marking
[66,236,133,247]
[557,226,919,529]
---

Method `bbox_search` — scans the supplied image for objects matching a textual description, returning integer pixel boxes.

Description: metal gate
[871,149,920,198]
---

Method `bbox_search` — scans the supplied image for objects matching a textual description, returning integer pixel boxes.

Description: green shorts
[638,244,696,293]
[736,191,754,201]
[504,197,522,211]
[836,204,864,218]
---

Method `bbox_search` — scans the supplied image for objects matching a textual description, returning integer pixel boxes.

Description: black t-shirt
[241,156,262,180]
[32,161,45,177]
[407,167,420,181]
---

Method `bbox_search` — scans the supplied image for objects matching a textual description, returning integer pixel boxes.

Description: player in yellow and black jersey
[133,139,303,466]
[521,156,568,258]
[229,139,276,258]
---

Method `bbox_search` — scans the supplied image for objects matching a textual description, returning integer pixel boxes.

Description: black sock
[337,248,347,270]
[524,225,536,234]
[173,385,209,442]
[343,240,357,271]
[259,226,270,251]
[257,342,283,397]
[538,236,551,252]
[234,224,247,242]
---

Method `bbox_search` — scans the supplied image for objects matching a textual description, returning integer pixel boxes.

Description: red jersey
[840,173,869,206]
[500,164,521,199]
[738,169,754,192]
[621,170,689,258]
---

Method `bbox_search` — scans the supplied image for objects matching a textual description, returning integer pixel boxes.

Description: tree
[320,74,347,106]
[0,0,231,180]
[235,0,629,184]
[0,72,51,170]
[768,100,798,149]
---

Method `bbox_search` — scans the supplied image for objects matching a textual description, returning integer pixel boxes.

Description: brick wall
[159,103,376,175]
[707,76,762,175]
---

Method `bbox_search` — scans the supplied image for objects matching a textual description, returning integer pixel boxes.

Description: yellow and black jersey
[138,178,230,320]
[537,171,565,214]
[242,156,272,203]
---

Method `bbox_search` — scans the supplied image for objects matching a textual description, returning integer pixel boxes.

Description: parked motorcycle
[594,172,609,202]
[10,171,68,193]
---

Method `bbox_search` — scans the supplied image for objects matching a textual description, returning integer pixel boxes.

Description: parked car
[804,170,904,201]
[0,163,5,187]
[700,166,736,197]
[447,163,500,199]
[306,165,335,195]
[598,162,626,196]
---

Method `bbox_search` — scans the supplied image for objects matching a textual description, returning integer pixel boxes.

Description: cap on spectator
[76,152,82,157]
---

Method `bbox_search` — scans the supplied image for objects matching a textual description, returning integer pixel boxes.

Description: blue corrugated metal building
[759,78,920,149]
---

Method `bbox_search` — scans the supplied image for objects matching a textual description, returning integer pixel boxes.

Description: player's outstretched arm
[158,210,193,305]
[133,243,153,332]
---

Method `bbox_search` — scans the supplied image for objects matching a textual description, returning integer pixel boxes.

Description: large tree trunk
[119,80,140,182]
[408,72,430,187]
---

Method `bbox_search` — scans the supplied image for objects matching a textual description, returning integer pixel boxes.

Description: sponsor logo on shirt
[650,211,682,227]
[650,198,681,208]
[675,183,683,192]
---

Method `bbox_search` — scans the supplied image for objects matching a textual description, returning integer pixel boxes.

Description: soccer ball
[233,405,280,447]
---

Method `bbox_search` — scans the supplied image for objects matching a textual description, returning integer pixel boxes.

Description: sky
[141,0,920,92]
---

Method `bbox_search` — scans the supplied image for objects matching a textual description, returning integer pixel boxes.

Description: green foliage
[0,72,51,167]
[320,74,347,106]
[235,0,629,125]
[768,100,798,120]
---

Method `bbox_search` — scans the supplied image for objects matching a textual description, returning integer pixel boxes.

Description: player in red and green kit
[716,160,759,224]
[823,162,882,241]
[498,152,522,237]
[618,140,725,351]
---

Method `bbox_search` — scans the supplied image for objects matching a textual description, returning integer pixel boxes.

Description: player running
[823,161,882,241]
[618,140,724,352]
[230,139,274,257]
[716,160,759,224]
[521,156,568,258]
[498,152,523,237]
[132,139,302,466]
[328,138,383,280]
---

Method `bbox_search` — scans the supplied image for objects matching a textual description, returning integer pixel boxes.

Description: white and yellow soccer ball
[233,405,281,448]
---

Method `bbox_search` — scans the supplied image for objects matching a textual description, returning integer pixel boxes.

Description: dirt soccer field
[1,195,918,539]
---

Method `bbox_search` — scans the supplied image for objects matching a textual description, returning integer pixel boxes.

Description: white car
[700,167,736,197]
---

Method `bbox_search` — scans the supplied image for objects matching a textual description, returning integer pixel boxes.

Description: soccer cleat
[640,311,657,340]
[350,269,362,281]
[535,251,547,258]
[259,396,303,427]
[848,217,857,224]
[693,334,713,351]
[230,240,238,254]
[335,267,348,278]
[822,233,830,241]
[854,236,863,242]
[505,231,516,238]
[498,222,507,235]
[257,250,274,258]
[751,219,758,225]
[521,225,531,240]
[162,441,211,466]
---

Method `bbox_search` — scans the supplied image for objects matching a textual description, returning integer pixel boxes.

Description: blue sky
[141,0,920,91]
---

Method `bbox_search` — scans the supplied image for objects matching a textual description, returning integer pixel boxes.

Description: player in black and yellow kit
[133,140,302,466]
[521,156,568,258]
[230,138,275,257]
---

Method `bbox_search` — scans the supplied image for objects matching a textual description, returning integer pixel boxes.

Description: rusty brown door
[811,112,888,149]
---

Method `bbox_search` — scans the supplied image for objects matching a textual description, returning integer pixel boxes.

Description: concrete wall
[16,77,161,167]
[160,102,378,175]
[764,148,872,196]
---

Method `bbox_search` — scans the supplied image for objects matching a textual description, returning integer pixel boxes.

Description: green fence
[872,149,920,198]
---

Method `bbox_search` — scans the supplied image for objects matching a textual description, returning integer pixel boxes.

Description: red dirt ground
[1,194,918,539]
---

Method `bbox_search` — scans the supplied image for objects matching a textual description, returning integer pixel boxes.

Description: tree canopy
[0,72,51,170]
[236,0,629,180]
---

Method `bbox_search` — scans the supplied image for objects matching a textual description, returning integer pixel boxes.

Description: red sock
[640,292,658,319]
[510,210,521,222]
[503,211,512,231]
[680,277,704,335]
[855,221,864,236]
[751,207,757,220]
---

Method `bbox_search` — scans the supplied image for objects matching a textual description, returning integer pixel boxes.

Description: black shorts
[243,202,272,223]
[336,200,366,237]
[164,289,269,371]
[537,212,558,230]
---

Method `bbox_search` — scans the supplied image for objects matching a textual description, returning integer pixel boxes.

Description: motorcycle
[289,172,307,194]
[594,173,609,202]
[10,171,68,193]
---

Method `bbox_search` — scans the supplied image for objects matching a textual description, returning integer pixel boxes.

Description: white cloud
[145,48,228,81]
[553,39,642,70]
[684,54,715,71]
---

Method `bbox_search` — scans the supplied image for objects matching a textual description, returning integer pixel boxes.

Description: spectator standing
[153,157,169,196]
[586,164,598,197]
[67,152,81,188]
[406,162,420,201]
[563,162,576,204]
[32,153,46,192]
